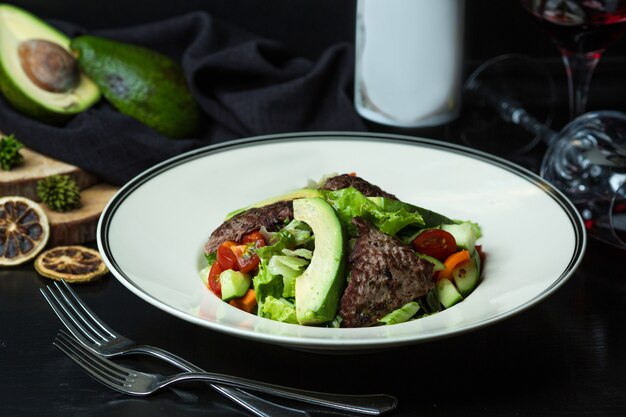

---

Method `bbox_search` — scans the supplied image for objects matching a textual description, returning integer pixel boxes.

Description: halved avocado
[0,4,100,122]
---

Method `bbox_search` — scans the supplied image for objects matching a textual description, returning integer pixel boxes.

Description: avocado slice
[70,35,201,138]
[0,4,100,122]
[293,197,345,325]
[225,189,323,220]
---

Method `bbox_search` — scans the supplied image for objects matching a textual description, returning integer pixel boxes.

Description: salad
[200,173,483,328]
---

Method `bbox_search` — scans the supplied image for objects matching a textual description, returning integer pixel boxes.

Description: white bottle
[354,0,465,127]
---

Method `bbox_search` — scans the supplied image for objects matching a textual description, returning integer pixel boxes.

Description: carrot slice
[437,249,470,280]
[229,289,257,313]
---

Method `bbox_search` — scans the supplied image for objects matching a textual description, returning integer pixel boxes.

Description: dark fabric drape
[0,11,365,185]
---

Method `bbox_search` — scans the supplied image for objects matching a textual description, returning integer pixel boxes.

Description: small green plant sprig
[37,174,82,212]
[0,134,24,171]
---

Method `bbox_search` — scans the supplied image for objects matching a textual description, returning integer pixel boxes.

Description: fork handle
[128,345,201,372]
[165,372,397,416]
[132,345,396,415]
[130,345,310,417]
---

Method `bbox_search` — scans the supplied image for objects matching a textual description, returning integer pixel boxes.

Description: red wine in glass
[521,0,626,117]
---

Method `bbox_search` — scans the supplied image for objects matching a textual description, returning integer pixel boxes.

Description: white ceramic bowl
[98,132,586,352]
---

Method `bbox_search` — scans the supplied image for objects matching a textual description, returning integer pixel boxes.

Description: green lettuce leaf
[320,188,425,236]
[261,296,298,324]
[367,196,455,229]
[268,254,309,298]
[253,259,284,318]
[254,219,313,319]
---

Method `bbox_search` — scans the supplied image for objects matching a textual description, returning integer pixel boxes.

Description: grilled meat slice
[339,217,435,327]
[320,174,397,200]
[204,201,293,254]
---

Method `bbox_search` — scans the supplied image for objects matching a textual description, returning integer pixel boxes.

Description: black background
[2,2,626,417]
[8,0,626,120]
[8,0,626,60]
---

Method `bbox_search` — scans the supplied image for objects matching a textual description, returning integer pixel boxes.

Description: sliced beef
[204,201,293,254]
[320,174,398,200]
[339,217,434,328]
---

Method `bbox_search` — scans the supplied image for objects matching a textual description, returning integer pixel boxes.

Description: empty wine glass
[541,111,626,247]
[462,52,626,248]
[520,0,626,118]
[465,78,626,248]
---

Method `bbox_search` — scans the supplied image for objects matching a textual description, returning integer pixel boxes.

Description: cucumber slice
[451,253,480,297]
[441,222,478,254]
[436,278,463,309]
[220,270,251,301]
[378,301,420,325]
[416,253,445,272]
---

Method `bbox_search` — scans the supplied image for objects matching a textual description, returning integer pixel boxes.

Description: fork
[41,280,397,416]
[41,283,305,417]
[54,330,396,415]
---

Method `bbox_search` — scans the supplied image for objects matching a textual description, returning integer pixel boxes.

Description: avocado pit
[18,39,79,93]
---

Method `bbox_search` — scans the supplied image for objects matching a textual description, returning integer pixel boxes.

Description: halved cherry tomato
[232,243,261,273]
[241,231,266,247]
[412,229,457,262]
[217,241,239,270]
[208,261,223,297]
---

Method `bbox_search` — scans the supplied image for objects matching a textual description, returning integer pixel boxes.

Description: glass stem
[467,82,559,146]
[561,51,601,119]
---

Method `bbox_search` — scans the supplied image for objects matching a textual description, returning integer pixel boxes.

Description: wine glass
[520,0,626,119]
[461,54,626,248]
[466,80,626,248]
[541,111,626,247]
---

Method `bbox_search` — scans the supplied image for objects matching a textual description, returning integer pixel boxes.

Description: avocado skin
[70,35,201,138]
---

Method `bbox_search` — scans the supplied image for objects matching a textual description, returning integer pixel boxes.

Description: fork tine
[56,280,118,338]
[40,281,111,344]
[55,330,130,377]
[41,285,101,346]
[53,330,130,392]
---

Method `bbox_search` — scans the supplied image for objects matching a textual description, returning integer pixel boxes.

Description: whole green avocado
[70,35,201,138]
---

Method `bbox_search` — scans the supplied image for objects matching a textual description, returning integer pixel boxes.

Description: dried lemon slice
[34,245,108,282]
[0,196,50,266]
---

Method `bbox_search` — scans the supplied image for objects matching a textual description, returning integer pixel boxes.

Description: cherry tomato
[208,261,223,297]
[412,229,457,262]
[232,243,261,273]
[217,241,239,270]
[241,231,266,247]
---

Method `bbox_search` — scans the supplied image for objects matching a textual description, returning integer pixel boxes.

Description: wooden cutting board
[0,147,99,200]
[0,145,119,246]
[42,183,119,246]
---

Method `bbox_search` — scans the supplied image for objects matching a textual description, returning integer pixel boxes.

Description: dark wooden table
[2,236,626,417]
[2,1,626,416]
